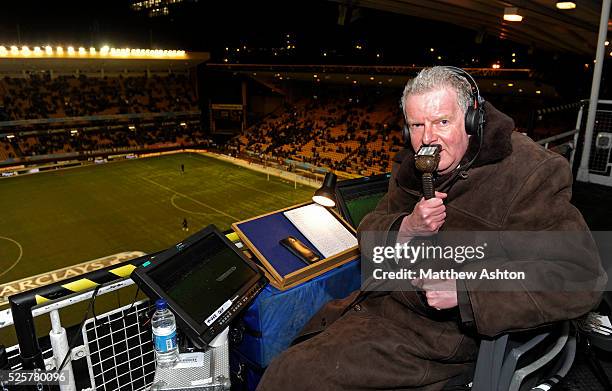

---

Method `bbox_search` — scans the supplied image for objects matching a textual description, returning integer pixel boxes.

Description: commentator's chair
[574,291,612,390]
[442,321,576,391]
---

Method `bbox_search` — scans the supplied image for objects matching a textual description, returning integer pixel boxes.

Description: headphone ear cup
[464,107,478,136]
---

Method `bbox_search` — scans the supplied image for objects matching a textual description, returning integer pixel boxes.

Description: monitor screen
[335,173,390,228]
[148,232,259,325]
[132,225,265,346]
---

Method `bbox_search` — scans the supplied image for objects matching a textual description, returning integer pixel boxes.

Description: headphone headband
[440,66,483,109]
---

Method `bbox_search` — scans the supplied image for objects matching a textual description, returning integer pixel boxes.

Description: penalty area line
[140,176,239,221]
[170,194,224,217]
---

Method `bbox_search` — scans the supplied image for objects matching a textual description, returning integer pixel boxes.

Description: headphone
[401,66,486,146]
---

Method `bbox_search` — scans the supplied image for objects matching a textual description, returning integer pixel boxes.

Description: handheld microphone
[415,144,441,199]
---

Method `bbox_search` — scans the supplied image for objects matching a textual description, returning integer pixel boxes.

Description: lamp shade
[312,172,337,207]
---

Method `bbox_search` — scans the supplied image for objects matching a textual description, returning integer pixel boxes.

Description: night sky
[0,0,604,99]
[0,1,585,62]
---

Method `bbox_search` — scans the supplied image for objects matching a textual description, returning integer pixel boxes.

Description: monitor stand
[151,327,231,391]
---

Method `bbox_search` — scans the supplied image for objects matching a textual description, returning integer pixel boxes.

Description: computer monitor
[132,225,267,348]
[335,173,391,229]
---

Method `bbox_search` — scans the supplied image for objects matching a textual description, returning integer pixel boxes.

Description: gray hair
[400,66,473,118]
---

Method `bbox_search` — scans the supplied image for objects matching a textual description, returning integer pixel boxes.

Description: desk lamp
[312,172,337,207]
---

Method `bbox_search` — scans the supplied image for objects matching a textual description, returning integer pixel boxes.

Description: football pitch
[0,153,313,285]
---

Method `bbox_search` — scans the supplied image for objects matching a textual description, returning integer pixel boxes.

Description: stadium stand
[0,72,573,179]
[232,89,406,176]
[228,79,579,178]
[0,72,203,161]
[6,122,203,157]
[1,73,197,120]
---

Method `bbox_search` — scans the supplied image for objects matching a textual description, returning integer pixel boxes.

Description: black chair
[473,322,575,391]
[574,292,612,390]
[443,321,576,391]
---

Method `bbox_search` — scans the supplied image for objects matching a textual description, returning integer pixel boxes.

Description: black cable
[56,278,144,373]
[91,283,140,325]
[56,285,101,373]
[91,287,101,322]
[121,285,147,327]
[124,285,141,317]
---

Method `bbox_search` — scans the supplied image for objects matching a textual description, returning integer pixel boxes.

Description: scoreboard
[210,103,243,135]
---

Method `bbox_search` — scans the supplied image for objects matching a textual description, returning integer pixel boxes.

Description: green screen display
[345,194,386,227]
[336,174,390,228]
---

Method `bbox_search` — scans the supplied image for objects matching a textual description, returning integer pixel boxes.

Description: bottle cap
[155,299,168,310]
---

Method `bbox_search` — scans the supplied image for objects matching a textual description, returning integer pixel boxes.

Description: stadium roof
[330,0,609,56]
[205,64,558,97]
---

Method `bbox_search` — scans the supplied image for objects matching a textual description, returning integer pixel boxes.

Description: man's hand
[411,278,458,310]
[397,191,447,243]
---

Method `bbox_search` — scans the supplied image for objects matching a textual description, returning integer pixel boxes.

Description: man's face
[404,87,469,175]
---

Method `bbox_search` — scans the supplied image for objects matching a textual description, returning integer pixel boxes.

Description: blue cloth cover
[234,259,360,368]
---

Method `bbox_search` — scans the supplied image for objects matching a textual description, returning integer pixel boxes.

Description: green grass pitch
[0,153,313,285]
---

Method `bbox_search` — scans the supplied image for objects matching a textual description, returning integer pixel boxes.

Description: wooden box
[232,202,359,290]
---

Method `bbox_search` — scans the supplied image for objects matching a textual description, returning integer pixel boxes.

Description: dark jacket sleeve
[459,155,606,337]
[357,151,418,256]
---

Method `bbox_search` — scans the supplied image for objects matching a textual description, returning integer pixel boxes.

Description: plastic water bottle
[151,299,179,368]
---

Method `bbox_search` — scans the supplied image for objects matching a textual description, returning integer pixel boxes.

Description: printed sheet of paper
[283,204,358,258]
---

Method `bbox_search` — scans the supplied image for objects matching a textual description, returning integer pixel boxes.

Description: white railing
[0,278,155,391]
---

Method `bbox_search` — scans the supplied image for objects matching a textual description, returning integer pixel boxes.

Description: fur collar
[395,101,515,192]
